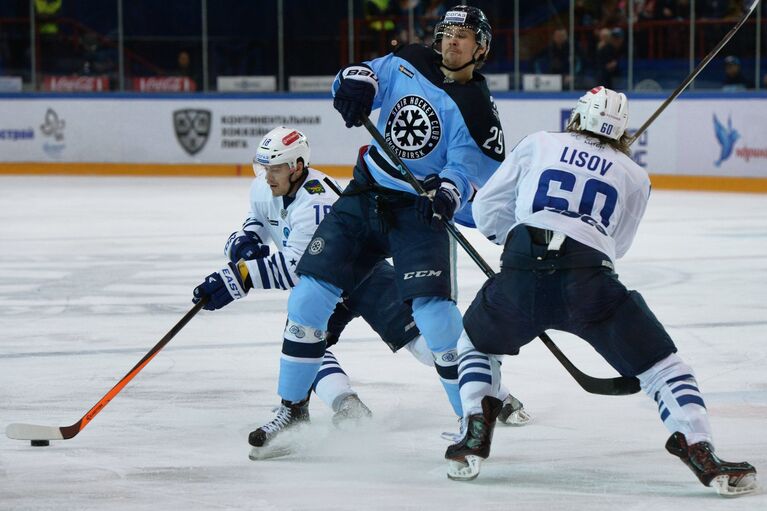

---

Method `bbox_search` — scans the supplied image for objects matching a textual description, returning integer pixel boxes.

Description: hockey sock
[456,330,498,417]
[412,297,464,416]
[638,353,713,445]
[278,319,327,402]
[312,350,356,412]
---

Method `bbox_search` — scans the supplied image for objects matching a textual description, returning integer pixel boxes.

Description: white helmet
[253,127,310,175]
[569,86,628,140]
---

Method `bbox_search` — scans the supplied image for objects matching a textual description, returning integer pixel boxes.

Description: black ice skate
[248,397,310,460]
[666,432,758,496]
[332,394,372,428]
[497,393,532,426]
[445,395,503,481]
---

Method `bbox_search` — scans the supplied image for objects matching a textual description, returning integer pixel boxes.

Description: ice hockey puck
[30,440,50,447]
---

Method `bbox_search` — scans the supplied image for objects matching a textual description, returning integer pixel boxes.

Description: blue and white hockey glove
[224,230,270,264]
[415,174,461,229]
[333,65,378,128]
[192,261,253,311]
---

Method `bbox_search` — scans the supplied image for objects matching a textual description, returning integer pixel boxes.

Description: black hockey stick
[630,0,760,144]
[5,300,207,442]
[362,115,639,396]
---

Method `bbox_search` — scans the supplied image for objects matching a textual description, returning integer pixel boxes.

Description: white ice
[1,176,765,510]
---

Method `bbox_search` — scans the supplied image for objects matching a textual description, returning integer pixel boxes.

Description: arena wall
[1,92,765,192]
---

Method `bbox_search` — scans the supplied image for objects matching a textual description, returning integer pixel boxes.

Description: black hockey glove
[224,229,270,264]
[333,65,378,128]
[415,174,461,229]
[193,261,253,311]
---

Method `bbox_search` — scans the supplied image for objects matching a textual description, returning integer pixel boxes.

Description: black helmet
[434,5,492,50]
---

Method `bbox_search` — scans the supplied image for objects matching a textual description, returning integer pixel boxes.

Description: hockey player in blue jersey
[442,87,757,496]
[244,6,510,450]
[191,126,529,458]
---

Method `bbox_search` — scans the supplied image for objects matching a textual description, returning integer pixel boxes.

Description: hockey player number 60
[532,169,618,229]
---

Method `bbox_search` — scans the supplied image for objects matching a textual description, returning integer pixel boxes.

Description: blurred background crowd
[0,0,764,93]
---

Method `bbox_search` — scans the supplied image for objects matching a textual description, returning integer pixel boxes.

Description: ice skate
[445,395,503,481]
[666,432,758,496]
[248,397,310,460]
[497,393,531,426]
[331,394,372,428]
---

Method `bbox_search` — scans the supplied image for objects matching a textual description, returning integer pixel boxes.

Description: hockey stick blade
[361,116,640,396]
[6,300,206,442]
[630,0,760,144]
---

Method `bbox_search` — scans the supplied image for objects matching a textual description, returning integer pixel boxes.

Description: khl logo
[713,113,739,167]
[173,109,211,155]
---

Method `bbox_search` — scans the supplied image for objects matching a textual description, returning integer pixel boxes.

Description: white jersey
[473,131,651,263]
[238,168,340,290]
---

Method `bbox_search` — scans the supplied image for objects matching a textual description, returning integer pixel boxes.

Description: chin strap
[440,46,486,73]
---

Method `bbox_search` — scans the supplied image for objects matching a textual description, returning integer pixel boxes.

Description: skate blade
[499,409,532,427]
[711,473,759,497]
[447,455,482,481]
[248,445,293,461]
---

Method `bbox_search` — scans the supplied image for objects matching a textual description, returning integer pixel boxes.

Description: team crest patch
[303,179,326,195]
[385,95,441,159]
[308,237,325,255]
[280,209,288,219]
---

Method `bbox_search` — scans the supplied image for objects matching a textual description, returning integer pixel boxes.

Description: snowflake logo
[385,95,441,159]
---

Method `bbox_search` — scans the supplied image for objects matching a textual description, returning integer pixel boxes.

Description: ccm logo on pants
[403,270,443,280]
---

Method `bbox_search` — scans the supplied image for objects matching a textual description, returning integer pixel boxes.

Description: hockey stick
[629,0,760,144]
[6,300,206,442]
[362,115,639,396]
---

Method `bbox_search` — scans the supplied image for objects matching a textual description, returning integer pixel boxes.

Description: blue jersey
[333,44,505,227]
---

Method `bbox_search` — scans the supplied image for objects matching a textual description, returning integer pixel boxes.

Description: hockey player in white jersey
[191,127,530,459]
[444,87,757,496]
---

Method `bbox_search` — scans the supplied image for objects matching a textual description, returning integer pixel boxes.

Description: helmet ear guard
[253,127,311,176]
[569,86,629,140]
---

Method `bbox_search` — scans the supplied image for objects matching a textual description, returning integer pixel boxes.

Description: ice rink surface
[1,175,765,510]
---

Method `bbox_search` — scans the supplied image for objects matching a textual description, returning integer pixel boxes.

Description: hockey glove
[415,174,461,229]
[193,261,253,311]
[224,230,270,264]
[333,65,378,128]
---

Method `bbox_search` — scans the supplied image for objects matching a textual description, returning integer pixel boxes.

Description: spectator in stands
[657,0,691,19]
[594,27,619,88]
[35,0,61,37]
[535,28,580,88]
[393,0,425,46]
[35,0,63,74]
[722,55,751,91]
[365,0,395,33]
[177,50,192,78]
[79,32,115,78]
[421,0,446,46]
[598,0,627,27]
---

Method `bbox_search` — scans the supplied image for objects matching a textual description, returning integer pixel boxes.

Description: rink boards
[1,92,766,192]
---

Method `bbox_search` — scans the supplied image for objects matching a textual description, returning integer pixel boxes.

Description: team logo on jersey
[283,227,290,238]
[303,179,326,195]
[385,95,441,159]
[280,209,288,219]
[173,109,211,156]
[308,237,325,255]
